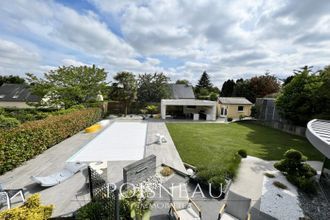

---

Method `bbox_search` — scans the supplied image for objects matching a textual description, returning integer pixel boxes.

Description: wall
[123,155,156,187]
[255,98,306,137]
[217,103,252,118]
[0,101,35,108]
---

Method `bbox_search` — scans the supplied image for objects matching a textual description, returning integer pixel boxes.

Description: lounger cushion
[220,213,239,220]
[225,191,251,220]
[176,207,200,220]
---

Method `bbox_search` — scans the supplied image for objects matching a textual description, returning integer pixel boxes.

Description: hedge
[0,108,102,174]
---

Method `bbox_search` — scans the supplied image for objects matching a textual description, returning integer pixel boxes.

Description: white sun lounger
[31,163,86,187]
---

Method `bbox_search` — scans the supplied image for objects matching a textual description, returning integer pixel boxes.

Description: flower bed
[0,108,102,174]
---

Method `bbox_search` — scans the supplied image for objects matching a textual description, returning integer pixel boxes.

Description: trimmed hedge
[0,108,102,174]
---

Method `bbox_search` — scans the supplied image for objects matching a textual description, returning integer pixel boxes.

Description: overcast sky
[1,0,330,87]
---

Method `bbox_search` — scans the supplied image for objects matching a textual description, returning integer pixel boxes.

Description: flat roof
[306,119,330,158]
[67,121,147,162]
[161,99,216,106]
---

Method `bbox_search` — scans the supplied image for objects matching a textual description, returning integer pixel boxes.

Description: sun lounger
[31,163,86,187]
[0,183,25,209]
[218,190,251,220]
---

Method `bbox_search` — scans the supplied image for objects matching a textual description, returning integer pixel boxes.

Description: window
[238,106,244,112]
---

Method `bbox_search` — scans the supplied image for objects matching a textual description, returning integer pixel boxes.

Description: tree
[0,75,25,86]
[195,71,213,92]
[220,79,236,97]
[137,73,170,103]
[233,79,255,103]
[111,72,137,116]
[27,65,108,108]
[175,79,190,86]
[249,74,280,102]
[276,66,324,125]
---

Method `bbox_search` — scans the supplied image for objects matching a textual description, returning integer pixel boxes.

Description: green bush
[264,172,275,178]
[0,194,53,220]
[227,117,233,122]
[238,149,247,158]
[209,92,218,101]
[0,115,20,128]
[273,181,288,189]
[274,149,317,194]
[239,115,244,120]
[76,199,110,220]
[0,108,101,174]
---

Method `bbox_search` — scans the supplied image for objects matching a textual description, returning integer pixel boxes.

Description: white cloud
[0,0,330,88]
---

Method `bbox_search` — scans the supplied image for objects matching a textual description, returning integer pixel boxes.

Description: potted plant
[121,189,153,220]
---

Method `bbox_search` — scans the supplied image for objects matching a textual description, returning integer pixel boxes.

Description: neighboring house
[217,97,252,119]
[161,84,217,120]
[0,83,40,108]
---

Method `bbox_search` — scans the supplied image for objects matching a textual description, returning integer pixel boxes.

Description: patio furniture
[218,191,251,220]
[156,133,167,144]
[0,183,25,209]
[168,184,201,220]
[31,162,86,187]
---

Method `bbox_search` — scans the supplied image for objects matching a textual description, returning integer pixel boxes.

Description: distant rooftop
[218,97,252,105]
[0,83,40,102]
[168,84,195,99]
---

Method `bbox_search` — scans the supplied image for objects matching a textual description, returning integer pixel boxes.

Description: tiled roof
[218,97,252,105]
[0,83,40,102]
[168,84,195,99]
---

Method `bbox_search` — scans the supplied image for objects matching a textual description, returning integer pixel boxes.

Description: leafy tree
[249,73,280,101]
[175,79,190,86]
[283,75,294,86]
[137,73,170,103]
[0,75,25,86]
[195,71,213,93]
[221,79,236,97]
[111,72,137,116]
[276,66,324,125]
[26,65,108,108]
[233,79,255,103]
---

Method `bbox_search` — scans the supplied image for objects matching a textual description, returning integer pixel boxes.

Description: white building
[160,84,217,121]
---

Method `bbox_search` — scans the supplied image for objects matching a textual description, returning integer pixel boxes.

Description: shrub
[264,172,275,178]
[76,199,110,220]
[160,166,173,177]
[0,115,20,129]
[238,149,247,158]
[227,117,233,122]
[209,92,218,101]
[239,115,244,120]
[0,194,53,220]
[145,105,158,115]
[0,108,102,174]
[273,181,288,189]
[274,149,317,193]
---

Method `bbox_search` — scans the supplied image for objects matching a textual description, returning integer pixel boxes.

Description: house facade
[0,83,40,108]
[161,84,217,121]
[217,97,252,119]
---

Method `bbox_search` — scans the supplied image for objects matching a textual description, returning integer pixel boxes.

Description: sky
[0,0,330,87]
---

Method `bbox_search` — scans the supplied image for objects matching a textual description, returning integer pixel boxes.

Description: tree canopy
[195,71,213,91]
[137,72,170,103]
[220,79,236,97]
[27,65,108,108]
[110,72,137,116]
[0,75,25,86]
[277,66,330,125]
[175,79,190,86]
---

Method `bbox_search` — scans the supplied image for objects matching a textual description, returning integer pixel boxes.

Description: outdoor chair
[218,191,251,220]
[0,183,25,209]
[168,184,201,220]
[31,162,86,187]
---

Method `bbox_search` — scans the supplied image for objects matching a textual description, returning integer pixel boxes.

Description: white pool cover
[67,121,147,162]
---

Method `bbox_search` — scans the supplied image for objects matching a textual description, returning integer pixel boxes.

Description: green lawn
[166,121,323,180]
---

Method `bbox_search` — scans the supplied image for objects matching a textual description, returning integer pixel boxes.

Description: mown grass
[166,121,322,184]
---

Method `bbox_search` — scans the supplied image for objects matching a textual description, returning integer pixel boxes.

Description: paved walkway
[0,129,100,217]
[230,156,323,208]
[145,121,187,174]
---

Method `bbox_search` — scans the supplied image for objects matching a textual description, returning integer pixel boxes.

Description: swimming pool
[67,121,148,162]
